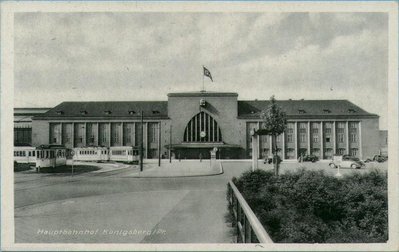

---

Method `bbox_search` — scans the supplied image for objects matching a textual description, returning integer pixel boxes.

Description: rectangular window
[300,133,306,143]
[349,122,358,128]
[287,134,293,143]
[313,135,318,143]
[338,134,344,143]
[350,148,358,157]
[350,133,357,143]
[325,137,331,143]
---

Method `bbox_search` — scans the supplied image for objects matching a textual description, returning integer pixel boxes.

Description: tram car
[35,145,67,168]
[73,146,109,162]
[14,145,36,164]
[109,146,139,162]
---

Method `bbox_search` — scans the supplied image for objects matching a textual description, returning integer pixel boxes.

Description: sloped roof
[238,100,378,119]
[33,99,378,120]
[34,101,168,120]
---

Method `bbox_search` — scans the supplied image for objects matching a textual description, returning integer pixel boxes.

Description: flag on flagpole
[203,66,213,82]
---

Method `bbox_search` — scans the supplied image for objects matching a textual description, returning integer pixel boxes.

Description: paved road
[14,160,386,243]
[14,161,248,243]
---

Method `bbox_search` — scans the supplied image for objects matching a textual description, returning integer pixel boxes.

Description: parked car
[299,154,319,163]
[329,155,365,169]
[373,155,388,163]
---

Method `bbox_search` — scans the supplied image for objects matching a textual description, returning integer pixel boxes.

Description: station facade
[31,91,381,160]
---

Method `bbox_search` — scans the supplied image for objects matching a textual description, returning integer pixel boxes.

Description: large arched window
[183,112,222,142]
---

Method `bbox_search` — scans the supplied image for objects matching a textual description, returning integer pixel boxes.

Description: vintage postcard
[1,1,398,251]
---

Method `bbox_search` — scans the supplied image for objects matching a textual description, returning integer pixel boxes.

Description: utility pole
[158,122,161,167]
[169,124,172,163]
[140,111,144,172]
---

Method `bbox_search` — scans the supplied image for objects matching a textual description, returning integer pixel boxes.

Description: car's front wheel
[351,164,359,169]
[329,163,336,168]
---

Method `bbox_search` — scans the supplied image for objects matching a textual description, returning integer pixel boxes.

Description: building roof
[34,101,168,120]
[238,100,378,119]
[14,107,51,127]
[33,99,378,120]
[168,91,238,97]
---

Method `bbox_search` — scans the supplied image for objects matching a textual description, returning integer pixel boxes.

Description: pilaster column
[95,123,99,146]
[358,121,362,159]
[307,121,311,155]
[346,121,349,155]
[72,122,75,148]
[257,122,261,159]
[294,121,298,160]
[333,121,336,155]
[120,122,124,146]
[320,121,323,160]
[83,122,87,146]
[133,122,136,146]
[108,122,111,147]
[144,122,148,158]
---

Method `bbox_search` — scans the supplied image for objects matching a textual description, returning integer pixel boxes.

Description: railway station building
[31,91,381,161]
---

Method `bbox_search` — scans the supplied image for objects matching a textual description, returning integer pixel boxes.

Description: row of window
[258,133,358,144]
[36,150,66,159]
[14,151,35,157]
[50,122,159,146]
[254,147,359,159]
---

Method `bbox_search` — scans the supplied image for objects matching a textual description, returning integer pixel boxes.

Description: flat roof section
[168,91,238,97]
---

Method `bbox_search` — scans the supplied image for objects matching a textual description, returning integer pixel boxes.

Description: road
[14,160,387,243]
[14,161,248,243]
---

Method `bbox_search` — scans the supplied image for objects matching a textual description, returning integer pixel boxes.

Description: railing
[227,180,274,243]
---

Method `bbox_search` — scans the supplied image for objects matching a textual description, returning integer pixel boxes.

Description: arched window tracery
[183,112,222,142]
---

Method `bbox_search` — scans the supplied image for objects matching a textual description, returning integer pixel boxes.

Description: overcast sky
[14,12,388,129]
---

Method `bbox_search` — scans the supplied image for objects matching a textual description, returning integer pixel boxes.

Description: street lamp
[140,111,144,172]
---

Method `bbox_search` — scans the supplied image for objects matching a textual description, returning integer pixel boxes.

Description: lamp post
[140,111,144,172]
[169,124,172,163]
[158,122,161,167]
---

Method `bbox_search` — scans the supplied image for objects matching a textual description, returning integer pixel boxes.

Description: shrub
[230,169,387,243]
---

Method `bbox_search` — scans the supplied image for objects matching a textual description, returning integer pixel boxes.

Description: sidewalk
[124,160,223,178]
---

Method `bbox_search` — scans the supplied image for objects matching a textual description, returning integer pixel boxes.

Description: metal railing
[227,180,274,243]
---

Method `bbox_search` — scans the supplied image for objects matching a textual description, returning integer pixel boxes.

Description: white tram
[35,145,67,168]
[109,146,139,162]
[71,146,139,163]
[73,146,109,162]
[14,146,37,164]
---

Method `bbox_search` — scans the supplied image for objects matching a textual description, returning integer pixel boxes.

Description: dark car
[299,154,319,163]
[373,155,388,163]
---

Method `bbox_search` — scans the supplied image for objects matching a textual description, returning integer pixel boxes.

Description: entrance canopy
[165,143,241,149]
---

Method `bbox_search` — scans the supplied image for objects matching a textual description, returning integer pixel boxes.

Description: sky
[14,12,388,129]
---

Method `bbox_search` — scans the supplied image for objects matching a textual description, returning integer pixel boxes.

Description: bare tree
[258,95,287,176]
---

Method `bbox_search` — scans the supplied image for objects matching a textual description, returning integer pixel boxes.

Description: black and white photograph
[1,1,398,251]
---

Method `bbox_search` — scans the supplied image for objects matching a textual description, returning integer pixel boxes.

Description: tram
[109,146,139,162]
[72,146,139,163]
[35,145,67,168]
[14,146,36,164]
[73,146,109,162]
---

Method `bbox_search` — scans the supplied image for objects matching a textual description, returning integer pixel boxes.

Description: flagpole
[202,66,205,92]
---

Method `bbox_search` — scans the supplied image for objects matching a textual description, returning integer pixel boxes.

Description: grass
[14,162,34,172]
[35,165,100,174]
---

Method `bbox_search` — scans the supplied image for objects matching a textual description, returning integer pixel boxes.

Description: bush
[14,161,32,172]
[230,169,388,243]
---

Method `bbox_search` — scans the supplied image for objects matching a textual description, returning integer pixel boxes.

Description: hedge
[230,168,388,243]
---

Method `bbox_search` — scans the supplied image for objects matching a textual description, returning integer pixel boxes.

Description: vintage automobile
[329,155,365,169]
[299,154,319,163]
[373,155,388,163]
